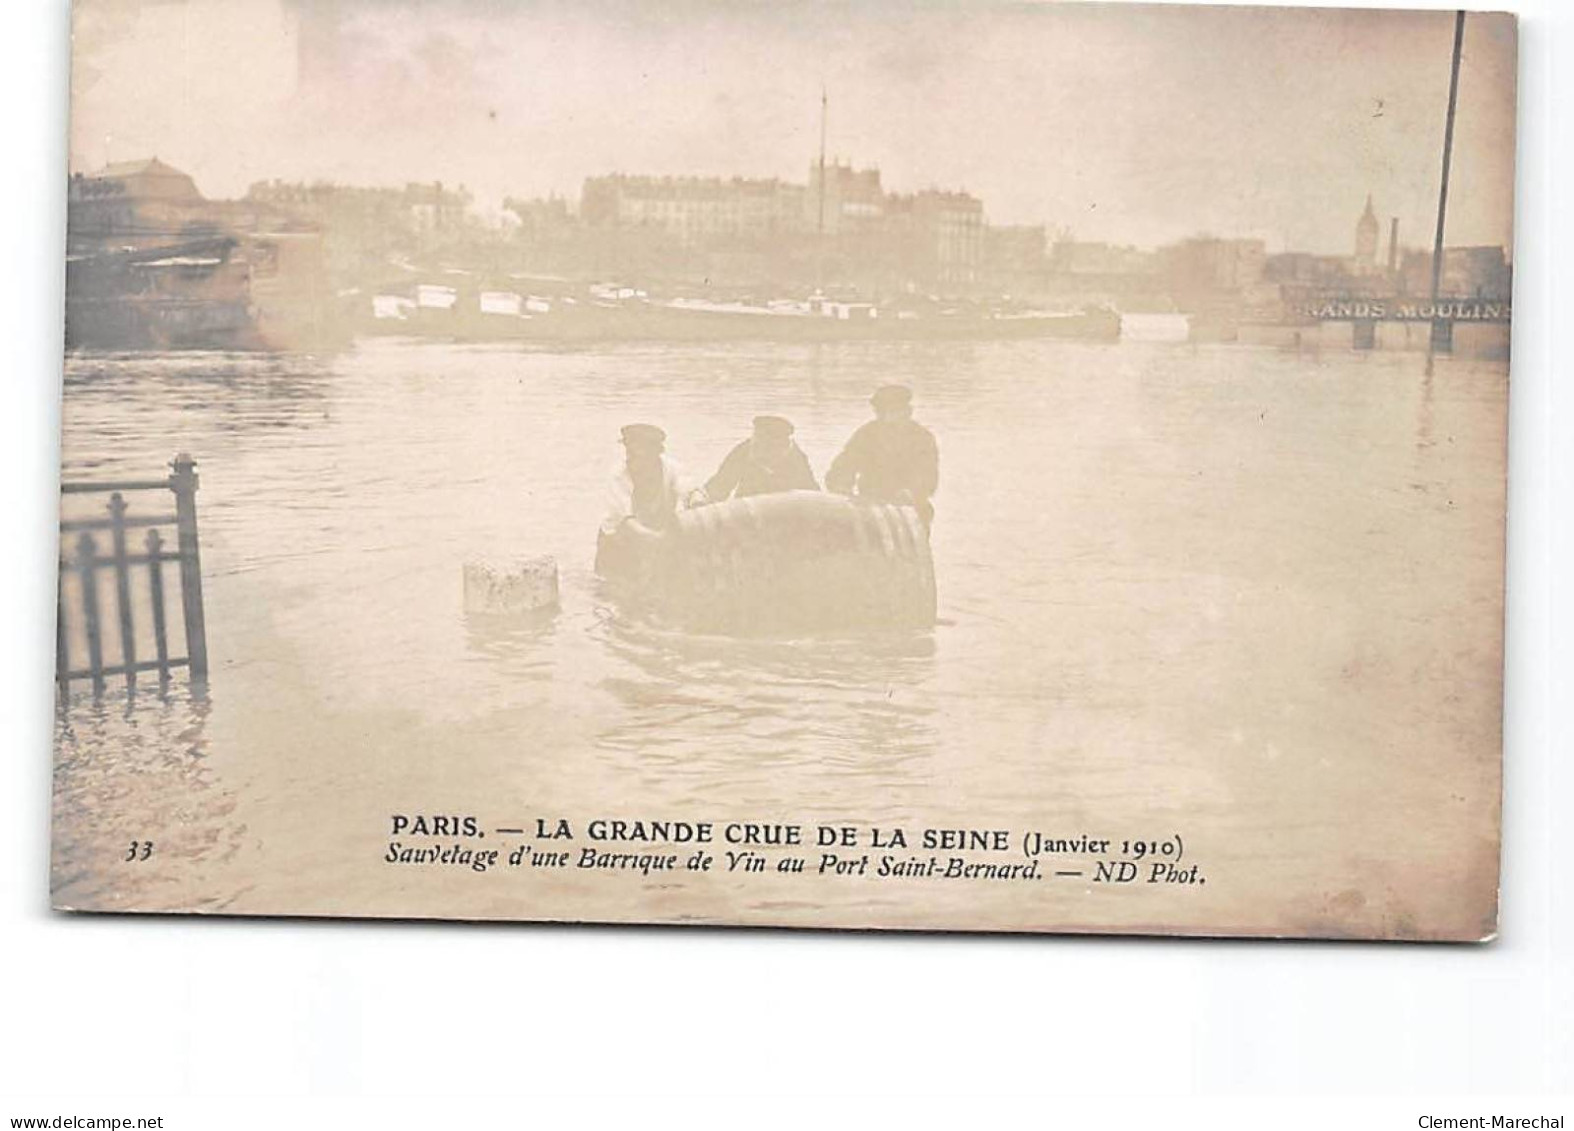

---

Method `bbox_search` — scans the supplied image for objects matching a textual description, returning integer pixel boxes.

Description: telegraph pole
[1427,10,1466,366]
[817,86,828,238]
[815,86,828,293]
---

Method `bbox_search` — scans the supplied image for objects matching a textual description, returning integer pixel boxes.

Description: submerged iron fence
[57,453,208,695]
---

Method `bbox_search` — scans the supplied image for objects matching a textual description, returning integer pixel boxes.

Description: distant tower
[1355,194,1380,266]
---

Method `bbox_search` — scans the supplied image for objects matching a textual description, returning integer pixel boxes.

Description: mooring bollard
[463,556,560,616]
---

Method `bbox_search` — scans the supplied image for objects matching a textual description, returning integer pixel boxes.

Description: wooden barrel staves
[650,490,935,634]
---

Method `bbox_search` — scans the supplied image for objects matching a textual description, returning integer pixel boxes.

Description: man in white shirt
[596,423,692,579]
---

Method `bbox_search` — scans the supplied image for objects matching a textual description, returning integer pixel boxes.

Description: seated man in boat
[825,385,939,526]
[699,414,819,503]
[595,423,695,579]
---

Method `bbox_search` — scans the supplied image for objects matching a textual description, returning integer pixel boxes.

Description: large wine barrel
[598,493,931,635]
[646,490,936,634]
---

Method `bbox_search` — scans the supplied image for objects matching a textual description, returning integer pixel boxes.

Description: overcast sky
[70,0,1518,254]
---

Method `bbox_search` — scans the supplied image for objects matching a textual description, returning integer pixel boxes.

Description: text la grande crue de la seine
[382,813,1204,885]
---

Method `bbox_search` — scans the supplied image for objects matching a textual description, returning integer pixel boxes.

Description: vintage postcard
[53,0,1516,940]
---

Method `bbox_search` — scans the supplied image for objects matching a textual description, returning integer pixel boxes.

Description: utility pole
[1428,10,1466,365]
[817,86,828,238]
[816,86,828,293]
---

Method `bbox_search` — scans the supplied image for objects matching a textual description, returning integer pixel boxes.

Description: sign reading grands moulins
[1292,297,1513,322]
[52,1,1516,940]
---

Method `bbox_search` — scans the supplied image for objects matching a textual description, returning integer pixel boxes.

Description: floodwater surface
[51,337,1506,937]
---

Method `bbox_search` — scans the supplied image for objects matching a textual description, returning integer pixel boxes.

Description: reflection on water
[461,609,560,682]
[593,604,938,767]
[52,682,252,911]
[51,338,1508,931]
[62,351,333,462]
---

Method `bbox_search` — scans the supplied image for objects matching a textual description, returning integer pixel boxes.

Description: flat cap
[752,414,795,436]
[870,384,913,409]
[619,423,666,447]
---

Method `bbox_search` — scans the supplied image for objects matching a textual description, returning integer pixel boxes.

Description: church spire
[1355,193,1380,264]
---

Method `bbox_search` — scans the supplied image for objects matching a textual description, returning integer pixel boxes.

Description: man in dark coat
[825,385,939,525]
[702,415,819,502]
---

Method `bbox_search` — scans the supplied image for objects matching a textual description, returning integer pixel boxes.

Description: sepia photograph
[50,0,1517,941]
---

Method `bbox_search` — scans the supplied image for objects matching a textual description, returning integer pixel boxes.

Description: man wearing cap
[700,415,819,502]
[596,423,693,578]
[825,385,939,525]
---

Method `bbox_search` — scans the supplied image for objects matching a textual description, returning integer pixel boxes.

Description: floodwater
[51,336,1507,938]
